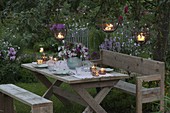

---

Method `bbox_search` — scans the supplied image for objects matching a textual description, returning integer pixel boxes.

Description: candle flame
[137,33,145,42]
[104,24,114,31]
[39,48,44,53]
[57,32,64,39]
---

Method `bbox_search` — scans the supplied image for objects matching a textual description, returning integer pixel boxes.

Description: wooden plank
[53,86,87,106]
[32,103,53,113]
[73,80,118,89]
[0,93,4,113]
[43,80,62,99]
[142,87,160,95]
[34,73,71,105]
[142,94,161,103]
[83,87,112,113]
[114,80,136,95]
[34,73,52,88]
[137,74,161,82]
[160,63,165,112]
[72,85,107,113]
[136,78,143,113]
[0,84,52,106]
[4,95,14,113]
[101,49,165,75]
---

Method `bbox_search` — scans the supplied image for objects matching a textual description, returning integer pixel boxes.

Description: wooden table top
[21,63,129,84]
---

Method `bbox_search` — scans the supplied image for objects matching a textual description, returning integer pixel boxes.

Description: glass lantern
[50,24,67,40]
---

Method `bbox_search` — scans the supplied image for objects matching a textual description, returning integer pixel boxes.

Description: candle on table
[90,65,96,72]
[99,68,106,75]
[54,58,58,61]
[92,70,99,76]
[37,59,43,64]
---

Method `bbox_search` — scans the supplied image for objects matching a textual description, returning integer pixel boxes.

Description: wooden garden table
[21,62,129,113]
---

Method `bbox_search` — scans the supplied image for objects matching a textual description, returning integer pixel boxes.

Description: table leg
[72,85,109,113]
[34,73,71,105]
[35,72,52,88]
[43,80,62,99]
[83,87,112,113]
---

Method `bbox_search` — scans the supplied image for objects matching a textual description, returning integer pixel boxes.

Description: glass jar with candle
[47,56,55,71]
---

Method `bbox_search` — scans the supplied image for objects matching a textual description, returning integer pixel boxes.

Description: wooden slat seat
[0,84,53,113]
[114,80,136,95]
[114,80,161,101]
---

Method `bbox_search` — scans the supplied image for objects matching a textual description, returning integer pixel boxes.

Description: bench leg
[0,93,4,113]
[0,93,14,113]
[160,99,164,113]
[31,103,53,113]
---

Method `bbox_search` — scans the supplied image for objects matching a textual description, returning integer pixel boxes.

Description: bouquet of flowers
[58,43,89,60]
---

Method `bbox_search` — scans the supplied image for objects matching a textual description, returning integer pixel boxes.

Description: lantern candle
[99,68,106,75]
[104,24,114,31]
[137,33,145,42]
[57,32,64,39]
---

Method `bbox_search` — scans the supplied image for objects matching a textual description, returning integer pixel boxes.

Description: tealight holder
[42,53,48,63]
[37,59,43,64]
[90,65,97,72]
[99,68,106,75]
[91,70,99,76]
[54,58,58,62]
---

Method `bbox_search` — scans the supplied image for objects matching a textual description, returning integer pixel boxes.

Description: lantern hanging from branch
[133,25,150,45]
[50,24,67,40]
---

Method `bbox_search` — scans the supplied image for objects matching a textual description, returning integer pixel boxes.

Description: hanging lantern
[50,24,67,40]
[102,23,115,33]
[96,17,120,33]
[133,26,150,45]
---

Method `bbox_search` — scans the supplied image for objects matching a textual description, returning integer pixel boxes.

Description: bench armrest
[136,74,162,82]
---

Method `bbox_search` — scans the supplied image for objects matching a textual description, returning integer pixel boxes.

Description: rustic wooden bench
[92,49,165,113]
[0,84,53,113]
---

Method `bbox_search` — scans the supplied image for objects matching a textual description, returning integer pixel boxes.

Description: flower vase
[67,57,82,69]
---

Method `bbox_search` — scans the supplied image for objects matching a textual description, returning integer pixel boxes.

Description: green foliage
[0,61,20,83]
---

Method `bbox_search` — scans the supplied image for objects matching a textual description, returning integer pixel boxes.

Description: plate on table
[105,68,114,72]
[32,64,48,68]
[52,70,70,75]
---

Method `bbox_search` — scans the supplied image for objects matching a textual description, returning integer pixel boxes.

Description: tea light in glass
[99,68,106,75]
[92,70,99,76]
[37,59,43,64]
[90,65,97,72]
[54,58,58,62]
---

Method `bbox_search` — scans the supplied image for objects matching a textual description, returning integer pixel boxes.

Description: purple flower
[50,24,65,31]
[10,56,16,61]
[8,47,17,61]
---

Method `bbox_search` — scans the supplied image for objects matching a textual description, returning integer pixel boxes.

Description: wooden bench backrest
[100,49,165,75]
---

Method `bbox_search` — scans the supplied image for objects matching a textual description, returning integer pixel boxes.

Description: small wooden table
[21,63,129,113]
